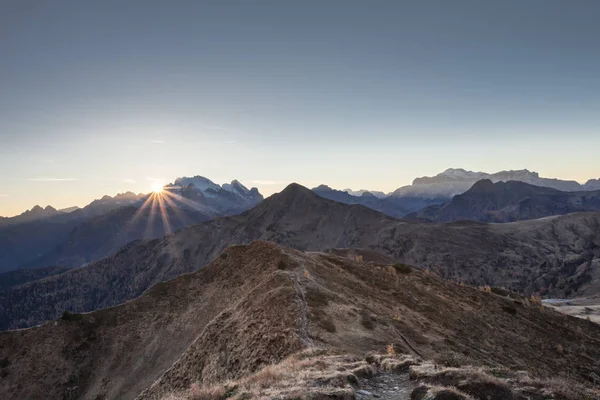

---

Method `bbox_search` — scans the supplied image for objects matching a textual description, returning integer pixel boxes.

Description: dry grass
[386,344,395,356]
[364,353,419,373]
[175,349,362,400]
[188,383,230,400]
[409,362,600,400]
[530,294,542,305]
[166,350,600,400]
[414,385,475,400]
[392,263,412,274]
[432,351,476,368]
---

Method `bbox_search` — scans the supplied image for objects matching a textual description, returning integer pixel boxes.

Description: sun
[151,182,164,194]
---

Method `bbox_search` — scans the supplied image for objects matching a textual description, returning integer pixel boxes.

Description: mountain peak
[313,184,333,191]
[468,179,495,191]
[399,168,585,198]
[280,182,314,196]
[222,179,251,195]
[173,176,220,192]
[267,183,321,205]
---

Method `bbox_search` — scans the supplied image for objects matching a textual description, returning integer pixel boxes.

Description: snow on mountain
[165,176,263,214]
[222,179,252,197]
[585,179,600,190]
[173,176,221,192]
[391,168,594,199]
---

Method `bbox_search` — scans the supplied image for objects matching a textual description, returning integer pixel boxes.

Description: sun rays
[128,185,207,240]
[151,182,164,193]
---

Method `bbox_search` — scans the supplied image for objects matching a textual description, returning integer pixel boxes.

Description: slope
[1,241,599,400]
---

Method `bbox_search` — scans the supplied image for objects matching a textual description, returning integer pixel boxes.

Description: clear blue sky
[1,0,599,216]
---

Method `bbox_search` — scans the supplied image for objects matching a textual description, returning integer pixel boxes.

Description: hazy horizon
[2,1,599,216]
[3,166,600,218]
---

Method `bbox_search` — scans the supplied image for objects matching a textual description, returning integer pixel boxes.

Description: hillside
[0,265,70,289]
[410,179,600,223]
[0,241,599,400]
[27,203,211,269]
[2,183,600,330]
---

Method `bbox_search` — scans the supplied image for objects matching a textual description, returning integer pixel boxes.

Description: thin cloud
[123,178,136,184]
[0,194,8,197]
[224,140,237,144]
[151,140,165,144]
[26,178,79,182]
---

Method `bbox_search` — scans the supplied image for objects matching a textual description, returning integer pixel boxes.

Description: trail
[356,372,416,400]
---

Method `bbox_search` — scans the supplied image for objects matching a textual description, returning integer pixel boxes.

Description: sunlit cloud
[26,178,79,182]
[0,194,8,197]
[123,178,136,184]
[250,180,285,185]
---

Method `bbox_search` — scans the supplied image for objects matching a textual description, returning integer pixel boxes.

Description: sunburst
[151,182,164,193]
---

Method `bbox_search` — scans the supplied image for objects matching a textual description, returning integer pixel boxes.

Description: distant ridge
[0,176,262,272]
[410,179,600,222]
[312,184,444,218]
[390,168,600,198]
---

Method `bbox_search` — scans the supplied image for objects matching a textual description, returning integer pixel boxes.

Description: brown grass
[386,344,395,356]
[409,362,600,400]
[176,350,363,400]
[188,383,229,400]
[392,263,412,274]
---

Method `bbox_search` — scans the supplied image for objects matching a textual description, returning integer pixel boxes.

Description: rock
[411,386,430,400]
[346,373,359,385]
[411,385,470,400]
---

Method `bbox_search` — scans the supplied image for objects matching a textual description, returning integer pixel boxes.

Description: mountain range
[390,168,600,198]
[410,179,600,222]
[312,185,445,218]
[0,177,262,273]
[314,168,600,219]
[2,183,599,331]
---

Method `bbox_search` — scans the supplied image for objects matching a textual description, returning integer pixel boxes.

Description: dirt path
[356,372,416,400]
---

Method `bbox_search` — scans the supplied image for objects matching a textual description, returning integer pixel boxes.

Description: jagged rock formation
[0,177,262,272]
[390,168,599,198]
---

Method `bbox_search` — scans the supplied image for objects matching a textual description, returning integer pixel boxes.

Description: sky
[1,0,599,216]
